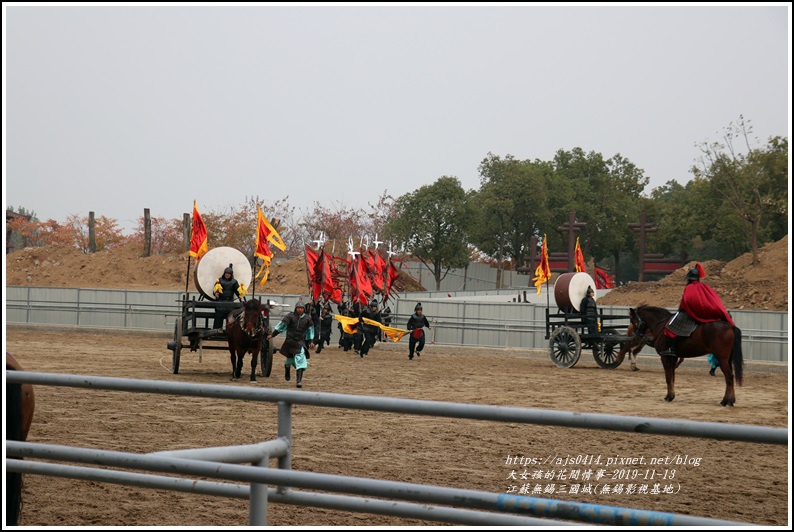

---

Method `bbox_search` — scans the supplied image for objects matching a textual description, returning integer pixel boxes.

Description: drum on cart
[547,272,630,369]
[167,247,274,377]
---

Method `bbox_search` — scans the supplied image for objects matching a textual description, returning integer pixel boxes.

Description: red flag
[305,245,319,275]
[311,249,324,301]
[349,257,372,305]
[327,256,345,304]
[361,248,376,283]
[384,260,400,299]
[254,205,275,286]
[369,249,386,292]
[575,237,586,273]
[305,245,319,294]
[532,234,551,295]
[594,266,615,289]
[189,200,209,260]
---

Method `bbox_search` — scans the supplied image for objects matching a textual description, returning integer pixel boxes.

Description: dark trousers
[409,330,425,357]
[213,308,232,329]
[360,331,377,356]
[316,331,331,352]
[341,333,355,351]
[584,316,597,335]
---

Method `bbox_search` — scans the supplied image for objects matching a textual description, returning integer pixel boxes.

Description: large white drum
[553,272,597,312]
[194,247,253,300]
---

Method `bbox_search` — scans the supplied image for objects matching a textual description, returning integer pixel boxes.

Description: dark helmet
[586,286,594,296]
[223,263,234,276]
[370,299,378,309]
[686,263,705,283]
[415,303,423,312]
[294,299,305,311]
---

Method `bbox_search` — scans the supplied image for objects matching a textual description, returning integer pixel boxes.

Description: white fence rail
[6,372,786,526]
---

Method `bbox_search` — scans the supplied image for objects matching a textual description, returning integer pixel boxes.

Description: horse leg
[229,349,237,380]
[249,349,258,383]
[660,355,677,402]
[718,351,736,407]
[630,346,641,371]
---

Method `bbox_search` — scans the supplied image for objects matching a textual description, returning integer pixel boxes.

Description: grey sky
[4,4,790,234]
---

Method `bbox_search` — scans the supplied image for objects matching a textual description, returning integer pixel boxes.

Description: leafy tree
[65,214,125,253]
[692,116,788,265]
[384,176,471,290]
[300,201,369,254]
[129,216,185,255]
[197,196,295,260]
[471,154,548,287]
[546,148,648,282]
[588,153,649,282]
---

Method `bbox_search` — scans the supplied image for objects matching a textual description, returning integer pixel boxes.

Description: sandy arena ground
[6,327,789,527]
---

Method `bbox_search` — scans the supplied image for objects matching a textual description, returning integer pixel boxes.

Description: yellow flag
[334,314,359,334]
[361,317,409,342]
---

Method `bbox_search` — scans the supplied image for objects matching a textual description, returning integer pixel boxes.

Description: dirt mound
[598,235,788,311]
[5,243,426,296]
[6,237,785,310]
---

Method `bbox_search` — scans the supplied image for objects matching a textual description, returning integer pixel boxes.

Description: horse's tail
[6,380,24,526]
[732,326,744,386]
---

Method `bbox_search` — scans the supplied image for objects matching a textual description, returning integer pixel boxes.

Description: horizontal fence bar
[5,459,557,526]
[149,438,289,462]
[6,443,748,527]
[8,372,788,446]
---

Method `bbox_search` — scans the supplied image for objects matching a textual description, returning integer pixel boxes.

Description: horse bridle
[236,310,265,338]
[633,312,668,345]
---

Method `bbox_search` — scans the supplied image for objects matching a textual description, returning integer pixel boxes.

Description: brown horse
[616,321,684,372]
[226,299,266,382]
[629,306,743,406]
[6,353,35,526]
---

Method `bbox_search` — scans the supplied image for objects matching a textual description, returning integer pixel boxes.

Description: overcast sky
[3,4,790,234]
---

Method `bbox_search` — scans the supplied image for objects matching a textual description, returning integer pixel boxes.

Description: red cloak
[679,281,735,326]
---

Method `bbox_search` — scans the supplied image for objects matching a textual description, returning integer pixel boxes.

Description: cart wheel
[593,335,623,369]
[172,319,183,374]
[261,337,274,377]
[549,326,581,368]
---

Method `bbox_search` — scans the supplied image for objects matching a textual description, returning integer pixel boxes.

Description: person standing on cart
[213,264,245,332]
[579,286,598,335]
[267,299,314,388]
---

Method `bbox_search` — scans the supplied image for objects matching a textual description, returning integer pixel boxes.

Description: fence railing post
[249,454,269,525]
[277,401,292,494]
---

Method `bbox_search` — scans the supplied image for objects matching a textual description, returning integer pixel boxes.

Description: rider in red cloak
[661,263,734,355]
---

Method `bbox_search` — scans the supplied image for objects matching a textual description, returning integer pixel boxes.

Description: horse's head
[629,307,648,341]
[237,299,264,338]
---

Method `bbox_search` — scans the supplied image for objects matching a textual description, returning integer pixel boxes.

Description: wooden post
[556,211,585,272]
[143,208,152,257]
[629,212,657,282]
[88,211,96,253]
[183,213,191,253]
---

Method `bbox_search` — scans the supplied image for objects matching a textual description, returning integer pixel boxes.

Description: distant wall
[6,286,788,363]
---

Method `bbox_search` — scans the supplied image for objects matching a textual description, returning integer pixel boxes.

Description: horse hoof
[664,396,674,402]
[631,366,639,372]
[296,383,302,388]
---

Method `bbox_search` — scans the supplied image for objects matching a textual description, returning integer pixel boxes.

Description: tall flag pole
[187,200,209,294]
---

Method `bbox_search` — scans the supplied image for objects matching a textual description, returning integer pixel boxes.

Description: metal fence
[5,286,789,362]
[7,371,785,526]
